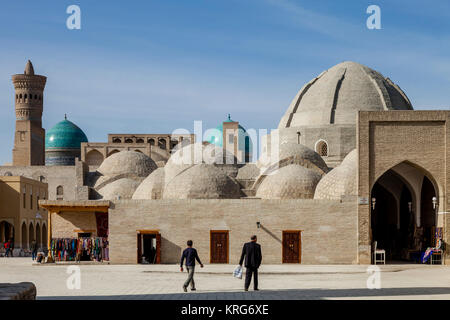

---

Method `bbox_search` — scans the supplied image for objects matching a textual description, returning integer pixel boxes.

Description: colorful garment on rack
[50,237,109,262]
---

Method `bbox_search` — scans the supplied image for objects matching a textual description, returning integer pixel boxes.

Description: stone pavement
[1,258,450,300]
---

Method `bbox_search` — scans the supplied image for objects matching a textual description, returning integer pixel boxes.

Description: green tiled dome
[45,118,88,150]
[205,114,251,154]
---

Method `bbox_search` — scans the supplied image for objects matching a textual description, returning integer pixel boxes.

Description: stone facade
[51,211,98,238]
[80,133,195,169]
[108,199,358,264]
[0,159,89,201]
[357,110,449,264]
[0,176,48,252]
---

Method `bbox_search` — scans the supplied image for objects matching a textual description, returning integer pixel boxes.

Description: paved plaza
[1,258,450,300]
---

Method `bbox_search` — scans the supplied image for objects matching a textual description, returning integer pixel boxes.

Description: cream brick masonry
[109,199,358,264]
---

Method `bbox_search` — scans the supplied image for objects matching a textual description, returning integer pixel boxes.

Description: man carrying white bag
[233,265,243,279]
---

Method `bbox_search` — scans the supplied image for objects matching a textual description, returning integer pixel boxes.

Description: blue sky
[0,0,449,164]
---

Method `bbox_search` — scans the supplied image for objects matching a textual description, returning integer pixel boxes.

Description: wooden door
[137,231,161,264]
[210,231,229,263]
[137,233,142,264]
[155,233,161,264]
[282,231,301,263]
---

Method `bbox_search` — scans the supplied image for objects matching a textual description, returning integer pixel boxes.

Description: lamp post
[256,222,261,229]
[432,197,439,228]
[432,197,438,210]
[371,197,376,210]
[296,132,301,144]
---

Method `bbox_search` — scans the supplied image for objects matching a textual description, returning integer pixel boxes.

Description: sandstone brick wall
[108,198,358,265]
[51,211,97,238]
[357,110,449,264]
[0,159,86,201]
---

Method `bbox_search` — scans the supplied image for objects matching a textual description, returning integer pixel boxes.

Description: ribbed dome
[45,119,88,150]
[97,151,157,178]
[256,165,322,199]
[278,61,413,128]
[132,168,165,200]
[314,149,357,200]
[163,164,242,199]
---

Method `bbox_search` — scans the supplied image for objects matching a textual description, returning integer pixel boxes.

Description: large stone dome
[314,149,357,200]
[278,61,413,128]
[257,142,328,175]
[132,167,165,200]
[256,165,322,199]
[96,178,142,200]
[97,151,157,178]
[163,163,242,199]
[165,142,238,186]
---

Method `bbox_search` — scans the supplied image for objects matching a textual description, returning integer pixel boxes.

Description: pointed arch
[371,160,441,202]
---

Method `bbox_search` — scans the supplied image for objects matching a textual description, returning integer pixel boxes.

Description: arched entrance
[28,223,35,249]
[36,223,41,248]
[0,221,14,244]
[371,162,438,263]
[21,222,27,249]
[42,224,48,249]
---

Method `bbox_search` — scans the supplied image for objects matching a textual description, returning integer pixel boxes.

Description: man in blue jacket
[180,240,204,292]
[239,235,262,291]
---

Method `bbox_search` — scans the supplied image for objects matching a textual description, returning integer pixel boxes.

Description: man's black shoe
[191,288,196,291]
[183,286,187,292]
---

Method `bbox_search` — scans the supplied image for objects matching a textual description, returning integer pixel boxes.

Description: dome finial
[228,114,231,121]
[24,60,35,75]
[64,113,67,120]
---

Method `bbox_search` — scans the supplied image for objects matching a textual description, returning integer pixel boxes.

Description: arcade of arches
[1,220,47,251]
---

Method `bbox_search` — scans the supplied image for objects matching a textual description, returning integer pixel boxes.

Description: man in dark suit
[239,235,262,291]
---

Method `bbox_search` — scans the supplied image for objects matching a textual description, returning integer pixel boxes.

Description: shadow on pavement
[39,287,450,300]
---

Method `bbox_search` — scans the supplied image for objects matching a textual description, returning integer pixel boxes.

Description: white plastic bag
[233,265,243,279]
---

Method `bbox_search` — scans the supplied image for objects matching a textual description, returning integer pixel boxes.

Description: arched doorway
[36,223,41,248]
[0,221,14,244]
[371,162,438,263]
[28,223,35,249]
[42,224,47,249]
[21,222,27,249]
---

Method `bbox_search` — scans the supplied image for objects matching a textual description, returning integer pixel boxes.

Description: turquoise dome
[205,115,252,155]
[45,118,88,150]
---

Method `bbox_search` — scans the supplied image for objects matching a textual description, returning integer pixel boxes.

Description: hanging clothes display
[50,237,109,262]
[50,238,78,261]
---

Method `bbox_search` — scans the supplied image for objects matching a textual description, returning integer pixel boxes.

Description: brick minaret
[12,60,47,166]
